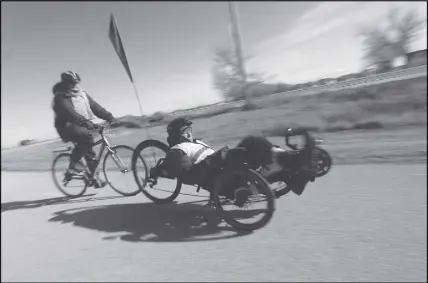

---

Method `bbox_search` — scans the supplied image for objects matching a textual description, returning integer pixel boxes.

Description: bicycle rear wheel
[52,153,88,198]
[212,168,275,231]
[132,139,182,204]
[103,145,142,196]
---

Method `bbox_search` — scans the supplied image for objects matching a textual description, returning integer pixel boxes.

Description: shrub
[241,100,261,111]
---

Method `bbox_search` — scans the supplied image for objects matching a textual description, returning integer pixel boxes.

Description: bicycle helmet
[166,117,193,147]
[61,71,81,84]
[167,117,192,134]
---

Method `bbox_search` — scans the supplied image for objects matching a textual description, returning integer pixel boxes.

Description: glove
[107,115,118,124]
[85,120,101,131]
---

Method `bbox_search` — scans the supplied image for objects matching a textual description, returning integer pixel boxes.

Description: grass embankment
[1,77,426,171]
[118,76,427,136]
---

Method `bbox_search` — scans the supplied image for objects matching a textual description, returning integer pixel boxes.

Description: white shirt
[69,90,96,121]
[171,140,215,164]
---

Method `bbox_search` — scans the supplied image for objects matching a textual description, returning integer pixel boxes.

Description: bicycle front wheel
[103,145,142,196]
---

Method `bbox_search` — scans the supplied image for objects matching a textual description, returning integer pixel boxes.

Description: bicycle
[52,124,144,198]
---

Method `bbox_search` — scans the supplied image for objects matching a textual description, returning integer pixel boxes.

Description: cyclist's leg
[68,124,107,188]
[66,124,95,174]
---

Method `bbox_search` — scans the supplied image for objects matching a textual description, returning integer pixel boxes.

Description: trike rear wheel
[132,139,182,204]
[212,168,275,231]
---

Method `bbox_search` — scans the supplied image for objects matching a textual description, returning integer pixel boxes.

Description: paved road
[1,164,427,282]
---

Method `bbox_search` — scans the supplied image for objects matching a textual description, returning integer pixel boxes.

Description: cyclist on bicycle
[152,117,309,196]
[52,71,116,188]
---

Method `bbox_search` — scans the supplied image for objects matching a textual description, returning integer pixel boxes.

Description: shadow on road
[1,194,128,213]
[49,201,255,243]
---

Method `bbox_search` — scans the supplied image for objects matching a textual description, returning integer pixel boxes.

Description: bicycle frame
[89,129,128,176]
[54,127,128,181]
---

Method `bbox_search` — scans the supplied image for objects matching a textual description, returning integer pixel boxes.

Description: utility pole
[228,1,248,102]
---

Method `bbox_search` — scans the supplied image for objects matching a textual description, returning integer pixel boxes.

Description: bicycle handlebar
[96,122,117,135]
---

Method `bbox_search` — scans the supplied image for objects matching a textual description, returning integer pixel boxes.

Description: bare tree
[359,7,424,68]
[212,46,267,100]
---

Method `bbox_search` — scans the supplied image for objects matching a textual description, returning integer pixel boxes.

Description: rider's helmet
[61,71,81,85]
[167,117,192,134]
[166,117,193,147]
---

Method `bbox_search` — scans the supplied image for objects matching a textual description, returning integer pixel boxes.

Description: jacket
[52,82,113,139]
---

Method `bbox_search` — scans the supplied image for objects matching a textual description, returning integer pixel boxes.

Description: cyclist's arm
[54,95,95,129]
[86,93,114,122]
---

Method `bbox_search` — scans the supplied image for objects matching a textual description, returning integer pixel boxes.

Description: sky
[1,1,427,147]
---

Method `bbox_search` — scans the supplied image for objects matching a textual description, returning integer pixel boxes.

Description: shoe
[289,176,309,196]
[64,168,85,181]
[93,178,107,189]
[92,173,108,189]
[234,188,251,207]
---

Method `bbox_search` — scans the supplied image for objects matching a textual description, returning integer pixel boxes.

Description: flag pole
[131,82,144,116]
[108,14,155,148]
[109,14,144,117]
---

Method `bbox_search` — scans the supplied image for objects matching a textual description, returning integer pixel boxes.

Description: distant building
[317,78,337,85]
[406,49,427,67]
[391,55,407,68]
[19,139,35,146]
[337,73,359,82]
[375,61,393,73]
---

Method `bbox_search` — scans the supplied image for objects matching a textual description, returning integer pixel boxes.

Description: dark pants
[60,123,97,173]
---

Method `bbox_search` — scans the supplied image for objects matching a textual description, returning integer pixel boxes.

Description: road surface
[1,164,427,282]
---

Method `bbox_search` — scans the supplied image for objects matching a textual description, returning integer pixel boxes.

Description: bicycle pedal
[86,179,94,187]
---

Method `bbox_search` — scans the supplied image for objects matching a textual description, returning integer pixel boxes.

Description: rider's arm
[161,149,193,178]
[86,93,114,122]
[53,95,96,129]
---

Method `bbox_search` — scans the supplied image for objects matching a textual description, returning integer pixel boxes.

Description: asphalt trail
[1,164,426,282]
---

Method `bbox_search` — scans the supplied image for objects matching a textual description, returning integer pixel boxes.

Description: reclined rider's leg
[276,150,311,195]
[237,135,310,196]
[236,135,275,168]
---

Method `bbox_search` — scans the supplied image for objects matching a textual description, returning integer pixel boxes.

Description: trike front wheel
[132,139,182,204]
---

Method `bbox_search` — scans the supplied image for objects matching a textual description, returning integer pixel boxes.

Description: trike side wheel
[314,147,332,177]
[212,168,275,231]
